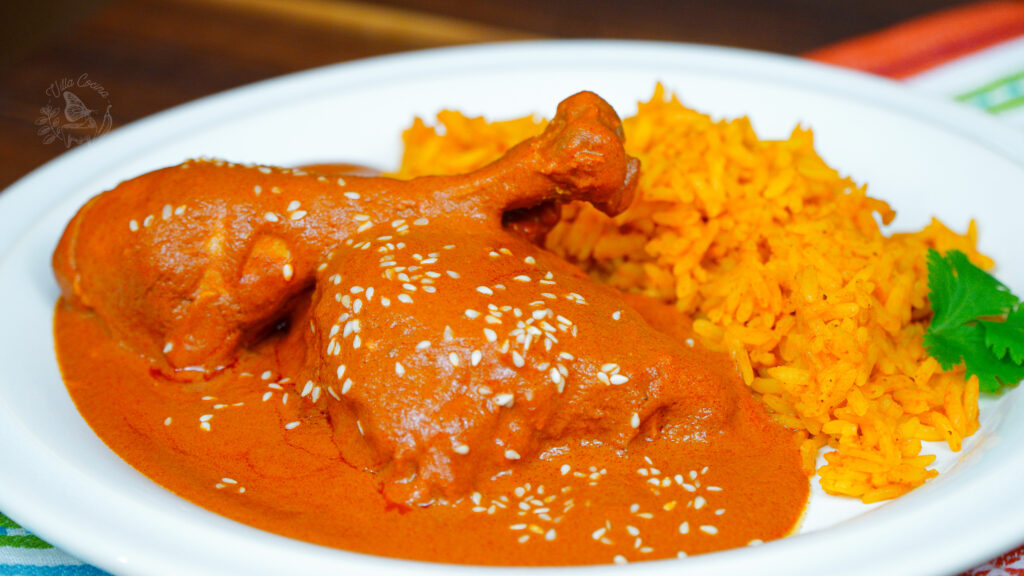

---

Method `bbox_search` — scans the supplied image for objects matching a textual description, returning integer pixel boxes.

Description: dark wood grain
[0,0,977,190]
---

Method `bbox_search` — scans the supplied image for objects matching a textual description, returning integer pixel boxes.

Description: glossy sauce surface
[52,93,808,566]
[57,297,807,566]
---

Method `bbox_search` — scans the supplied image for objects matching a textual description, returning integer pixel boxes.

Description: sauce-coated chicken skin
[53,92,638,377]
[54,93,808,561]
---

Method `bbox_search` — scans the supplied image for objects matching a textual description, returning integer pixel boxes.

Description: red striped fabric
[805,1,1024,78]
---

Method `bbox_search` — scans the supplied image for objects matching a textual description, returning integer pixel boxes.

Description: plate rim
[1,39,1023,576]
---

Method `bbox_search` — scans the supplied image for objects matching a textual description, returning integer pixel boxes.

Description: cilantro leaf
[925,322,1024,393]
[924,249,1024,392]
[926,249,1017,334]
[982,305,1024,365]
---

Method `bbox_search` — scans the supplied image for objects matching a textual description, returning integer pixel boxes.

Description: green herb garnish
[924,249,1024,392]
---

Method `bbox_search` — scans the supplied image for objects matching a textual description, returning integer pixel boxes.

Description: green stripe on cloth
[0,536,53,551]
[0,515,50,550]
[955,69,1024,113]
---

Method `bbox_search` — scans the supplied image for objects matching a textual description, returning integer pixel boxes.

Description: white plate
[1,40,1022,576]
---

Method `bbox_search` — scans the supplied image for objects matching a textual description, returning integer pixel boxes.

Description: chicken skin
[308,217,748,504]
[55,91,754,506]
[53,91,638,377]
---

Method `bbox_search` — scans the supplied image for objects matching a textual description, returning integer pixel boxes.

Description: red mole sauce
[52,92,807,566]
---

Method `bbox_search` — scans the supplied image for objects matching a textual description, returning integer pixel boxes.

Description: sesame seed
[612,310,622,320]
[448,352,460,367]
[287,200,301,211]
[443,326,453,341]
[199,422,211,432]
[285,421,300,430]
[560,464,570,475]
[471,350,482,366]
[416,340,431,350]
[254,185,262,195]
[129,219,139,231]
[262,391,273,402]
[700,525,718,535]
[174,205,186,215]
[344,191,360,200]
[395,362,406,377]
[505,449,521,460]
[162,204,172,219]
[163,342,174,354]
[342,378,353,394]
[545,529,556,541]
[513,275,531,282]
[477,286,494,296]
[524,256,536,265]
[380,297,391,307]
[290,210,307,220]
[694,496,706,510]
[493,393,514,407]
[200,414,213,422]
[352,335,362,349]
[592,527,607,540]
[264,212,280,222]
[337,178,347,186]
[282,264,294,281]
[484,328,497,342]
[164,417,172,426]
[301,380,314,397]
[447,271,460,278]
[511,351,525,368]
[261,371,273,380]
[356,221,373,233]
[397,294,413,304]
[549,368,563,385]
[610,374,629,385]
[454,443,470,455]
[630,413,640,428]
[143,215,154,227]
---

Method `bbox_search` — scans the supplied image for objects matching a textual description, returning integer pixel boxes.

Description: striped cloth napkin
[807,0,1024,128]
[2,2,1023,574]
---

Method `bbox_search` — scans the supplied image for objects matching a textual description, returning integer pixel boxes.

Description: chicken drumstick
[53,91,638,377]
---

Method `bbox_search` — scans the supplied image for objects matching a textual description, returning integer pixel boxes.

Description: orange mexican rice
[394,85,987,504]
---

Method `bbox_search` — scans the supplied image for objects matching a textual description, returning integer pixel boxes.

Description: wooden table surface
[0,0,977,190]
